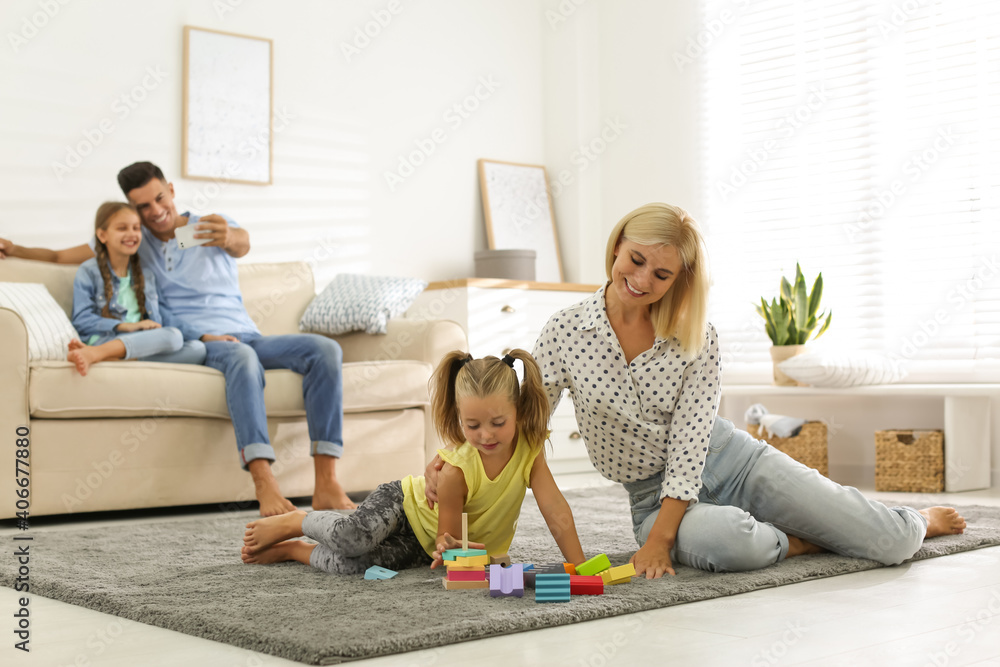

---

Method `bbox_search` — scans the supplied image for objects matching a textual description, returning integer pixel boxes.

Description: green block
[576,553,611,576]
[442,548,488,561]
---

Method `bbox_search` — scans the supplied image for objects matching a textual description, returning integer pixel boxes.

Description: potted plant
[755,264,832,386]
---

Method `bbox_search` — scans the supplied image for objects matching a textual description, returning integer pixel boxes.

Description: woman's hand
[423,453,445,509]
[430,532,485,569]
[116,320,162,332]
[630,540,677,579]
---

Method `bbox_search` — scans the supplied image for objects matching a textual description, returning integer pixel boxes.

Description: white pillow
[0,282,79,361]
[299,274,428,336]
[778,351,907,388]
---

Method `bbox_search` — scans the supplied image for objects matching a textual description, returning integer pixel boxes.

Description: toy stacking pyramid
[442,513,488,590]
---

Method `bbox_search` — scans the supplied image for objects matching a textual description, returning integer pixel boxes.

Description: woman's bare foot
[920,506,966,538]
[312,480,357,511]
[244,509,307,554]
[786,535,827,558]
[241,539,315,565]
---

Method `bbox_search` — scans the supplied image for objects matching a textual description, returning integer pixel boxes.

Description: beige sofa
[0,258,466,518]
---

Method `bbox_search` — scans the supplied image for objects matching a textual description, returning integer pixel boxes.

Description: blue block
[535,573,571,603]
[363,566,397,580]
[442,548,488,561]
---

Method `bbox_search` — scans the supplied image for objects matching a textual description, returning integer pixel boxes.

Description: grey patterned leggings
[301,480,432,575]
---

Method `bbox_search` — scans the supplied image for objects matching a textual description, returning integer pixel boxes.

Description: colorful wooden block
[535,573,571,603]
[536,562,570,575]
[442,548,487,561]
[563,563,577,575]
[443,578,489,590]
[363,566,397,580]
[445,563,484,573]
[490,554,511,567]
[489,564,524,597]
[455,554,490,567]
[599,563,636,585]
[569,575,604,595]
[447,570,487,582]
[576,553,611,577]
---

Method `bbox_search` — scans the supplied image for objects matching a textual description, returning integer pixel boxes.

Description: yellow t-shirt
[401,434,542,557]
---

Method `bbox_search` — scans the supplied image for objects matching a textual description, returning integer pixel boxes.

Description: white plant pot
[770,345,808,386]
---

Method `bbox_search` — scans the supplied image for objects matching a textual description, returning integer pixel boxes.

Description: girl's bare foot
[67,347,99,376]
[244,509,307,554]
[241,540,315,565]
[920,506,966,538]
[68,339,85,352]
[786,534,827,558]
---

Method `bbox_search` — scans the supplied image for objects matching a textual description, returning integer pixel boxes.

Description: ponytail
[430,351,474,447]
[505,349,550,452]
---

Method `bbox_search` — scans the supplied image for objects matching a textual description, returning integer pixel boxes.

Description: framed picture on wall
[182,26,273,185]
[478,159,564,283]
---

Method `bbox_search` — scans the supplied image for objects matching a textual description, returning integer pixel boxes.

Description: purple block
[489,564,524,598]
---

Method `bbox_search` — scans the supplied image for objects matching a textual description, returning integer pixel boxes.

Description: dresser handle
[500,305,515,313]
[569,431,581,440]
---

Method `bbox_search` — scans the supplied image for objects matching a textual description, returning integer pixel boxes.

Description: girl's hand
[630,541,677,579]
[423,454,445,509]
[430,532,485,569]
[117,320,162,332]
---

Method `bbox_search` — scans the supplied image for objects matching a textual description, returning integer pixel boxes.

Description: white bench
[720,384,999,491]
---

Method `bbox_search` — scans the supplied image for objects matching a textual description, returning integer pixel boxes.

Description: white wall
[0,0,546,288]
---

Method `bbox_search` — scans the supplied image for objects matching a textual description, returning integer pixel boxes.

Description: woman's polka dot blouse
[531,285,721,503]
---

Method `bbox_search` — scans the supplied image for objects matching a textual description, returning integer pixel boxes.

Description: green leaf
[780,277,793,303]
[815,311,833,340]
[771,298,790,345]
[808,272,823,319]
[794,271,808,331]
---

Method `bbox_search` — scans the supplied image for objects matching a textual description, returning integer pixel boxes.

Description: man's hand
[629,540,677,579]
[423,454,446,509]
[0,237,16,259]
[116,320,162,333]
[200,334,239,342]
[193,214,231,248]
[430,533,486,569]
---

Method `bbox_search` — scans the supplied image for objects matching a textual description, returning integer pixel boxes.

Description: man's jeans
[624,417,928,572]
[204,332,344,468]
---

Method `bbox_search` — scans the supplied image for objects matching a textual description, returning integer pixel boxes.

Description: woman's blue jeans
[623,417,928,572]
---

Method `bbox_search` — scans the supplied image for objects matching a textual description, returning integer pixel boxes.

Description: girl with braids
[241,349,587,575]
[68,201,206,376]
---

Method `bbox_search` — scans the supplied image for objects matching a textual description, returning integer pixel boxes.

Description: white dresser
[404,278,600,475]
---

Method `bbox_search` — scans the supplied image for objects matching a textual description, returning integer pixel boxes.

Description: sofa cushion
[28,359,431,419]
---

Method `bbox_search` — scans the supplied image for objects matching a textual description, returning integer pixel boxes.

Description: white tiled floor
[3,479,1000,667]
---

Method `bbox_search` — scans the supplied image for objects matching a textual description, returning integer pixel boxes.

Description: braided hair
[93,201,149,321]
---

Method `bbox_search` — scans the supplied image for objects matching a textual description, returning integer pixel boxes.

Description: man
[0,162,355,515]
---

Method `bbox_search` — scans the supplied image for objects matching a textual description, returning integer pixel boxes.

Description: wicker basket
[747,422,828,476]
[875,429,944,493]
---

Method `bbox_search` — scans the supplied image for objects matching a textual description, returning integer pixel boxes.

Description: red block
[447,570,486,582]
[569,575,604,595]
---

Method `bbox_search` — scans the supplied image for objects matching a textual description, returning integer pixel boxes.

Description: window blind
[699,0,1000,382]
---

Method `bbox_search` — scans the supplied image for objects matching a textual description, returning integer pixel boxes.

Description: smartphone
[174,223,211,250]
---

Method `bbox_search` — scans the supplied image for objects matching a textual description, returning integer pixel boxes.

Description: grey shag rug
[3,485,1000,665]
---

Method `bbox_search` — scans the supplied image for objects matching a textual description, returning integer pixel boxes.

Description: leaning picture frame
[478,159,565,283]
[182,26,273,185]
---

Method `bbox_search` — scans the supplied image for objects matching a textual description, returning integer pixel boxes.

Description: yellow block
[445,564,484,572]
[455,554,490,567]
[443,578,489,590]
[600,563,636,585]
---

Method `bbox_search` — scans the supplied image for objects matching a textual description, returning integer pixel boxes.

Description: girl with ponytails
[68,201,206,375]
[241,349,586,574]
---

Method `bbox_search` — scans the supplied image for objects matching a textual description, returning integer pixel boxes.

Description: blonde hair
[605,203,710,356]
[430,349,549,452]
[93,201,148,321]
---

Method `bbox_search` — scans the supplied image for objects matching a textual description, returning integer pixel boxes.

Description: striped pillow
[0,282,79,361]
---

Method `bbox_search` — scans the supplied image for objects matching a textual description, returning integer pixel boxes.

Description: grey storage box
[474,249,537,280]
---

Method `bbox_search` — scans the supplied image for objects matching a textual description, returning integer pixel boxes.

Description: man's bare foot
[248,459,297,516]
[241,540,314,565]
[920,506,966,538]
[67,347,98,376]
[786,535,827,558]
[312,481,357,511]
[244,509,307,554]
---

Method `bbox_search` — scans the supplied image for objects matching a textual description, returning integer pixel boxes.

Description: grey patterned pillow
[299,274,428,335]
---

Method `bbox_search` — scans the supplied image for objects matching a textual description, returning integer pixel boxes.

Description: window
[700,0,1000,382]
